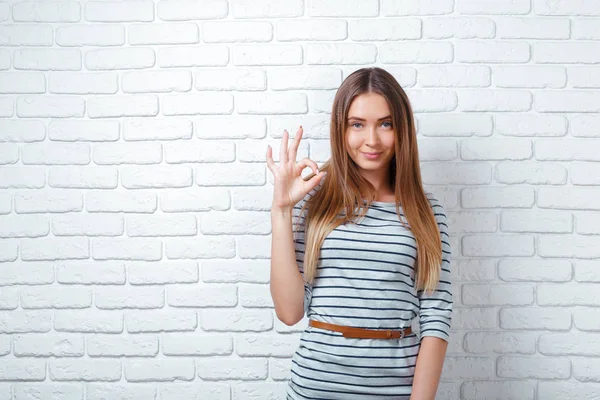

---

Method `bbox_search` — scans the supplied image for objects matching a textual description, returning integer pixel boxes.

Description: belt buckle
[385,329,403,339]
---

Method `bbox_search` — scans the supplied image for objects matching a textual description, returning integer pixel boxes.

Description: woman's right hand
[266,126,326,211]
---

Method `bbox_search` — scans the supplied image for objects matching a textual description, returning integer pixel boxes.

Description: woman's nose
[366,127,379,145]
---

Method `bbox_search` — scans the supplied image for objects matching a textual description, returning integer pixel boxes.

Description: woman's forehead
[347,93,391,118]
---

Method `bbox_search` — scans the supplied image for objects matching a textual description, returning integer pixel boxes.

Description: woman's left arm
[410,337,448,400]
[410,197,453,400]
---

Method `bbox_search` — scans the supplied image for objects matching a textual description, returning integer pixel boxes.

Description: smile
[361,152,382,160]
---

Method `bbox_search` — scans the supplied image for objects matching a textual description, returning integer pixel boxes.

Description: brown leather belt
[309,320,412,339]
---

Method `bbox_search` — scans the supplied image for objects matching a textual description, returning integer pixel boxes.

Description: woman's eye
[352,123,362,128]
[382,121,392,128]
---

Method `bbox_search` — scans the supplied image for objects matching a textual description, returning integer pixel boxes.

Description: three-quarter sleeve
[417,196,453,342]
[292,192,313,317]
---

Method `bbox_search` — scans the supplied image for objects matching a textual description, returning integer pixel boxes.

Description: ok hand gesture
[266,126,326,211]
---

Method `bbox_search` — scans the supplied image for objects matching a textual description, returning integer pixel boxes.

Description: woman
[267,67,452,399]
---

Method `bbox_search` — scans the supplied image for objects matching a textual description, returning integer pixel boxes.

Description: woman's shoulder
[423,190,447,223]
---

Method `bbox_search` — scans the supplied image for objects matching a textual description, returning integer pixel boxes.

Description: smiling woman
[267,67,452,400]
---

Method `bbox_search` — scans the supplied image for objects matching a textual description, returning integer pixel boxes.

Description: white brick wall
[0,0,599,399]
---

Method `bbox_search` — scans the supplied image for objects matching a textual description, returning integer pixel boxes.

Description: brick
[201,212,270,234]
[535,42,600,64]
[200,310,273,332]
[203,21,272,43]
[162,93,233,115]
[458,90,532,112]
[49,120,119,142]
[420,162,491,185]
[15,49,81,70]
[233,44,302,66]
[93,142,162,165]
[0,360,45,380]
[195,164,264,186]
[88,95,158,118]
[457,0,530,14]
[308,43,377,64]
[21,237,89,261]
[21,142,90,165]
[20,286,92,309]
[276,20,347,41]
[269,67,341,90]
[49,72,118,94]
[231,0,303,18]
[0,72,45,94]
[195,69,265,91]
[85,1,153,22]
[534,0,600,15]
[464,332,537,354]
[17,96,85,118]
[165,236,235,259]
[158,46,228,67]
[85,48,155,70]
[462,381,535,400]
[494,66,566,88]
[423,17,495,39]
[196,358,267,380]
[123,118,193,141]
[13,1,81,22]
[56,25,124,46]
[349,19,420,40]
[163,141,235,163]
[87,334,158,357]
[94,286,164,309]
[0,25,53,46]
[202,260,270,283]
[87,384,157,400]
[497,356,570,379]
[124,359,195,382]
[419,66,490,87]
[14,334,84,356]
[161,333,233,355]
[159,188,230,212]
[457,41,530,63]
[48,167,119,189]
[125,309,197,333]
[128,262,199,285]
[0,311,52,333]
[535,90,600,112]
[0,167,45,189]
[461,138,532,160]
[167,285,237,307]
[56,262,126,284]
[49,359,122,381]
[237,93,306,114]
[128,23,199,45]
[158,0,228,20]
[381,0,454,15]
[91,238,162,261]
[462,234,535,256]
[86,192,157,213]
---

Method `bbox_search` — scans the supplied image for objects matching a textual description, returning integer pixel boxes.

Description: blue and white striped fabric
[286,184,453,399]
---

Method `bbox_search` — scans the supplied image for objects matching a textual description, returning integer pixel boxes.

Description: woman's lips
[362,152,382,160]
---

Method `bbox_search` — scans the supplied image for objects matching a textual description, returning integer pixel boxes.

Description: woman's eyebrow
[347,115,392,121]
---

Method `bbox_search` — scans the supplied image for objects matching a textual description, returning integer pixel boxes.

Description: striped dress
[286,183,453,399]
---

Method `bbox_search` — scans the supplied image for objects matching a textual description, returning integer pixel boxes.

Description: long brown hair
[301,67,442,294]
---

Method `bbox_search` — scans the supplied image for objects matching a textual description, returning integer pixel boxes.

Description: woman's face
[345,92,396,179]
